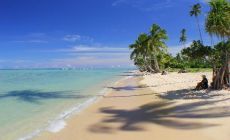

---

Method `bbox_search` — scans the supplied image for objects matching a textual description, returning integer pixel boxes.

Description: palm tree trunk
[196,17,203,44]
[143,55,148,72]
[152,54,160,73]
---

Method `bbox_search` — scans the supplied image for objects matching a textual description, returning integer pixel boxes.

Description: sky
[0,0,214,68]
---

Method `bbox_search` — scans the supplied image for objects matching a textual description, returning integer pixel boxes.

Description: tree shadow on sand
[89,98,230,133]
[107,85,147,91]
[118,74,143,77]
[117,71,143,77]
[0,90,88,104]
[157,89,224,100]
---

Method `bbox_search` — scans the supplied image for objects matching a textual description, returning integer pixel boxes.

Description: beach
[1,0,229,140]
[34,71,230,140]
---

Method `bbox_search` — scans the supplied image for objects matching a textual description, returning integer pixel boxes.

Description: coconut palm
[180,28,187,48]
[148,24,168,72]
[129,24,168,73]
[205,0,230,89]
[190,3,203,43]
[129,33,149,71]
[129,34,146,60]
[205,0,230,40]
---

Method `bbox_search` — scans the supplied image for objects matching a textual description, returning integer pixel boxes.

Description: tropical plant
[205,0,230,89]
[129,33,149,71]
[148,24,168,72]
[180,28,187,48]
[212,40,230,66]
[181,40,212,59]
[129,24,168,73]
[181,40,213,68]
[205,0,230,39]
[190,3,203,43]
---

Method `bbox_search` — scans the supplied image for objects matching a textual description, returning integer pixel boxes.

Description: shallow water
[0,68,129,140]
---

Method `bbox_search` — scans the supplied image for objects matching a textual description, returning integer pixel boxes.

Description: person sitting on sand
[195,75,209,90]
[161,70,167,75]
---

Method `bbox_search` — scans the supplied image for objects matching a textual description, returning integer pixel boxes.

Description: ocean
[0,68,130,140]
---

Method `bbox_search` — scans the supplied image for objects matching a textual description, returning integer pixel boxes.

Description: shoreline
[34,71,230,140]
[20,71,134,140]
[33,72,151,140]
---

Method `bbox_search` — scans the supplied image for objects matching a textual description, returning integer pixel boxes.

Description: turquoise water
[0,68,129,140]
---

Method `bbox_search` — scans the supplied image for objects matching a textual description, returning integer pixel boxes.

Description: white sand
[35,72,230,140]
[141,72,230,140]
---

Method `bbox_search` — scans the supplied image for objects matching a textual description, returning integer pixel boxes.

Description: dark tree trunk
[212,62,230,90]
[212,39,229,90]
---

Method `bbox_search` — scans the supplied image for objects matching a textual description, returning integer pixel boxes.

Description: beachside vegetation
[129,24,168,73]
[180,29,187,48]
[129,0,230,89]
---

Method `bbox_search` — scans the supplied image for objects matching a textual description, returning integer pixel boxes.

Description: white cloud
[63,35,81,42]
[51,54,132,67]
[50,44,132,67]
[58,44,130,53]
[63,34,94,42]
[2,41,132,68]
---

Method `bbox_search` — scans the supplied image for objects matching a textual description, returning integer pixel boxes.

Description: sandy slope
[35,72,230,140]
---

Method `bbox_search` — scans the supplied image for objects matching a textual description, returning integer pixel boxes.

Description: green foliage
[181,40,212,59]
[129,0,230,73]
[178,40,230,69]
[190,3,201,17]
[205,0,230,38]
[211,40,230,67]
[157,52,173,69]
[180,29,187,47]
[129,24,168,72]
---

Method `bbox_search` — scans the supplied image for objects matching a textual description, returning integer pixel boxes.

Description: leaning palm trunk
[153,56,160,72]
[146,57,156,73]
[143,54,154,73]
[147,65,155,73]
[149,48,161,73]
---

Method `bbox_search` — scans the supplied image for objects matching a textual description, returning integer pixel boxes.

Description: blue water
[0,68,129,140]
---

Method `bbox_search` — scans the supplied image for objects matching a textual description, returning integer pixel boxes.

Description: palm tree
[205,0,230,40]
[190,3,203,43]
[129,24,168,73]
[205,0,230,89]
[148,24,168,72]
[180,28,187,48]
[129,33,149,71]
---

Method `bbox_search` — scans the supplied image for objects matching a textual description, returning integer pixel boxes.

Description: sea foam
[18,70,133,140]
